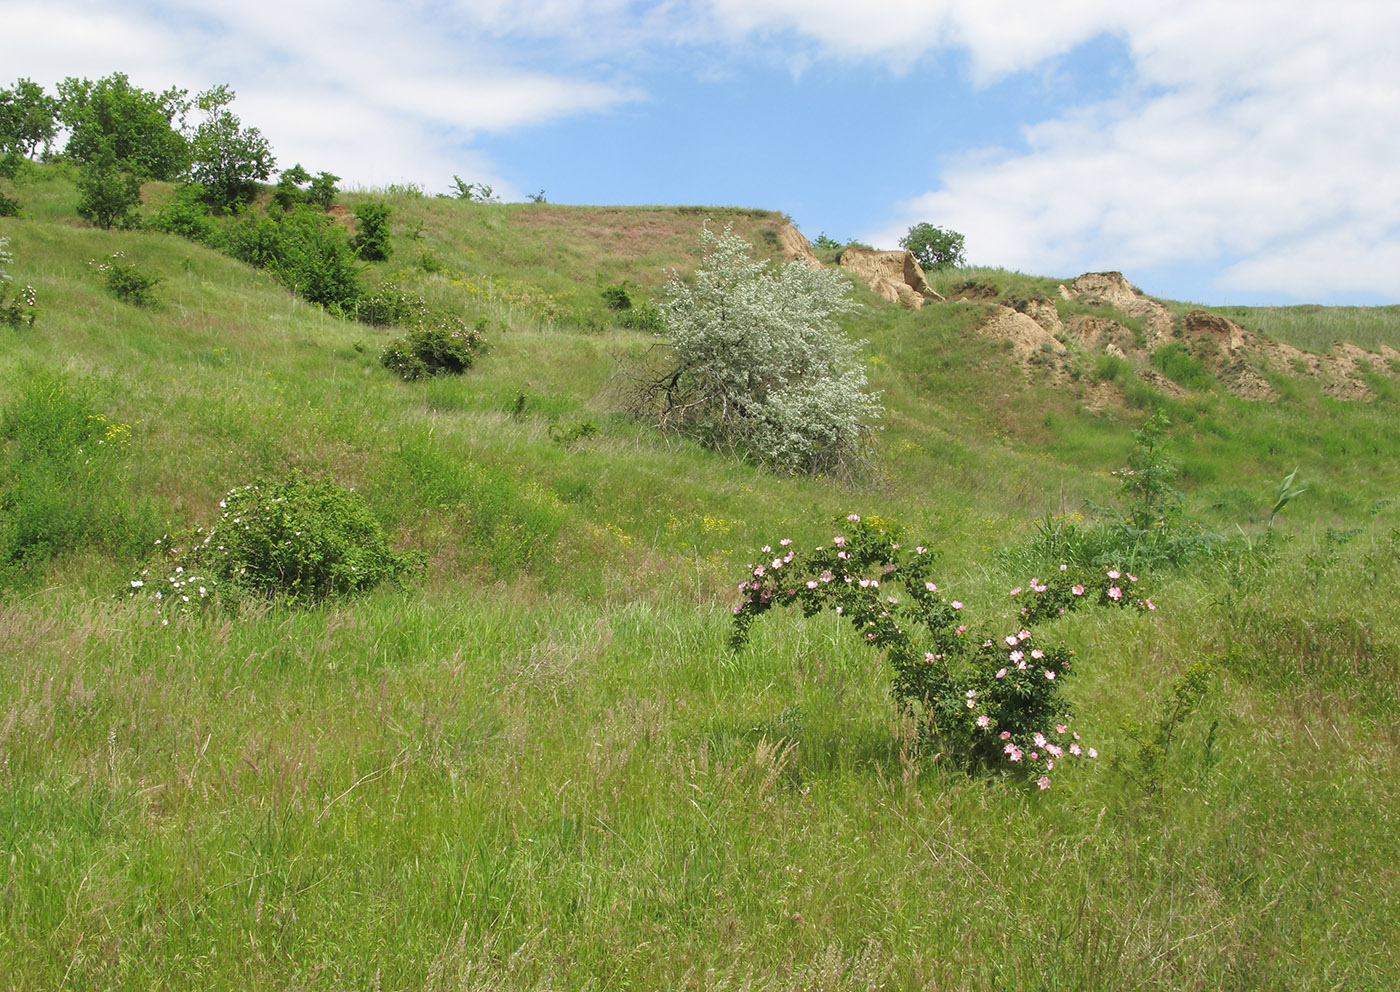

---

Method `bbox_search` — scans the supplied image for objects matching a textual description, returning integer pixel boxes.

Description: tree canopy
[57,73,190,180]
[0,78,58,158]
[188,85,275,212]
[899,222,966,272]
[635,225,880,476]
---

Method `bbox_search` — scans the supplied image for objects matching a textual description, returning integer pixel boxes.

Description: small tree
[450,176,499,203]
[899,222,965,272]
[75,139,142,230]
[271,164,338,212]
[632,224,880,476]
[0,78,58,157]
[188,85,274,212]
[272,163,312,211]
[58,73,190,180]
[306,170,339,210]
[351,199,393,261]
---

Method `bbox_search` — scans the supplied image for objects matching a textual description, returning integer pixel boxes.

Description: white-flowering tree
[635,224,880,476]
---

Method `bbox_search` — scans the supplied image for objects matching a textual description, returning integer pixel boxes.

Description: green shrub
[147,183,219,244]
[450,177,497,203]
[1150,341,1214,390]
[618,302,662,332]
[601,285,631,310]
[274,207,362,311]
[355,282,427,327]
[549,419,599,447]
[205,476,422,601]
[352,199,393,261]
[271,163,337,213]
[306,170,339,210]
[1006,414,1242,572]
[380,317,486,381]
[0,191,18,217]
[221,205,362,312]
[94,252,161,307]
[1091,353,1131,383]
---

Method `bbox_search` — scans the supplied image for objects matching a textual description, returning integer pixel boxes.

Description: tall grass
[1,171,1399,988]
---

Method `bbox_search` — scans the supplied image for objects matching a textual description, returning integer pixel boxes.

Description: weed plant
[0,368,155,585]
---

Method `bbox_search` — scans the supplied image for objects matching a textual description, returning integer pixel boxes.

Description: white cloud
[1,0,639,193]
[843,2,1400,300]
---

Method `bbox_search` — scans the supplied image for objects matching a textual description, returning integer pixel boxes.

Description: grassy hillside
[1,171,1399,989]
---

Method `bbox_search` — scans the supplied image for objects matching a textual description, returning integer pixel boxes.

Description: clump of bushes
[601,285,631,310]
[381,317,486,381]
[207,477,422,601]
[92,252,161,307]
[147,183,221,244]
[351,199,393,261]
[222,205,361,313]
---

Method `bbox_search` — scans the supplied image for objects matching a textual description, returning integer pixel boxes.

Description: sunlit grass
[1,170,1399,988]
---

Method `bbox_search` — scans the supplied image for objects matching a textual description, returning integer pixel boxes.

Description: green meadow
[2,168,1399,990]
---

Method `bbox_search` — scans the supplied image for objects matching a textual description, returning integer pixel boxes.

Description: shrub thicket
[204,477,422,601]
[381,317,486,381]
[224,206,361,313]
[352,199,393,261]
[633,224,879,477]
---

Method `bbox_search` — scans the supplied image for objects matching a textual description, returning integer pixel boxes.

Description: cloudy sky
[5,0,1399,304]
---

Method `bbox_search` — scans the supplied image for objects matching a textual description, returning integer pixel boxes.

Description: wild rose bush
[125,477,423,613]
[731,514,1156,787]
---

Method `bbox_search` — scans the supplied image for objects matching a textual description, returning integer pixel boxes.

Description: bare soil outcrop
[839,248,943,310]
[966,270,1394,402]
[777,224,822,270]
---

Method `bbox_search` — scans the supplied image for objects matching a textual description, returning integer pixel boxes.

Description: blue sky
[5,0,1399,305]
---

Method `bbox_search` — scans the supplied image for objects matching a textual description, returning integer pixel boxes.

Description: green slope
[1,171,1399,990]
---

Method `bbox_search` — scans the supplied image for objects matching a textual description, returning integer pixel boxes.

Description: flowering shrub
[209,477,424,600]
[90,251,161,307]
[381,317,486,381]
[731,514,1156,787]
[126,477,424,607]
[124,532,218,624]
[0,236,37,327]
